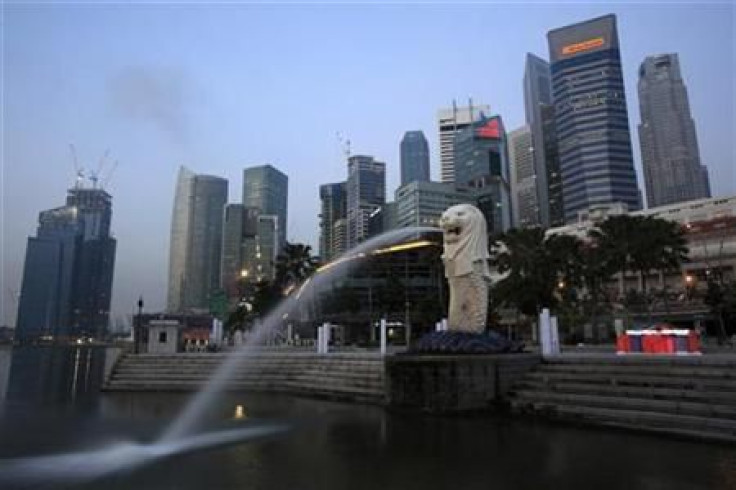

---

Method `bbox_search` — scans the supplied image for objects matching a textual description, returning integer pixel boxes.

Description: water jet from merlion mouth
[0,226,442,486]
[160,226,440,442]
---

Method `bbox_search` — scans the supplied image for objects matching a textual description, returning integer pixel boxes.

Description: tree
[589,215,688,295]
[704,280,736,342]
[491,228,584,316]
[225,280,280,332]
[589,215,688,321]
[274,242,319,293]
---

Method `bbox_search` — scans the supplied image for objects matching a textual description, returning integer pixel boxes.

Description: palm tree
[491,228,583,317]
[589,214,689,323]
[630,216,689,296]
[274,242,319,293]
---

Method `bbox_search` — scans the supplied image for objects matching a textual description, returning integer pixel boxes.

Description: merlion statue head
[439,203,490,278]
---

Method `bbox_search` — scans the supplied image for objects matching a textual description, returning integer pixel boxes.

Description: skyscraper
[16,185,116,341]
[168,166,228,313]
[453,115,513,234]
[508,126,538,228]
[319,182,347,261]
[346,155,385,248]
[437,102,491,184]
[638,53,711,207]
[242,165,288,252]
[548,14,640,222]
[523,53,564,227]
[400,131,430,186]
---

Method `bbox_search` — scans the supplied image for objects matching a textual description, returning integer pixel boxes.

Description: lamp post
[135,296,144,354]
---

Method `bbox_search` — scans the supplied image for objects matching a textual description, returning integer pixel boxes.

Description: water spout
[161,226,439,442]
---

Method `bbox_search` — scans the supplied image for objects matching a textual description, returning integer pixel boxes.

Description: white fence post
[380,318,387,356]
[550,316,560,355]
[539,308,552,356]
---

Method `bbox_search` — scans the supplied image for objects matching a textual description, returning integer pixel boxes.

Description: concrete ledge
[385,353,540,413]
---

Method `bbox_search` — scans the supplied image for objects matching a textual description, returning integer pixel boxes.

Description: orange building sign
[562,37,605,56]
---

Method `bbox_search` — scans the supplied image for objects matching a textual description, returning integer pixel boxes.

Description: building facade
[453,115,513,235]
[638,53,711,208]
[548,14,640,222]
[241,214,279,284]
[16,186,116,341]
[242,165,288,252]
[332,218,348,258]
[437,102,490,184]
[508,126,538,228]
[346,155,386,248]
[395,181,473,228]
[220,205,261,299]
[400,131,430,186]
[368,201,398,238]
[168,167,228,313]
[523,53,564,227]
[319,182,347,261]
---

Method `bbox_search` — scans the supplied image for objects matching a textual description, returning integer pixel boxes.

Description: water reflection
[0,347,735,490]
[2,346,106,407]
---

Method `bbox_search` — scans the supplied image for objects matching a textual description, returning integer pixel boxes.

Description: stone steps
[513,403,736,444]
[516,380,736,404]
[539,363,736,379]
[513,390,736,420]
[104,352,386,403]
[524,371,736,391]
[509,355,736,444]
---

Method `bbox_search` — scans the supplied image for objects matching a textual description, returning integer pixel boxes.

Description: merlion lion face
[440,204,480,245]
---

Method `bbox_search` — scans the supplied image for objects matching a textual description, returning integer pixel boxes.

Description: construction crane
[336,131,351,160]
[89,149,111,188]
[69,143,85,188]
[100,160,118,190]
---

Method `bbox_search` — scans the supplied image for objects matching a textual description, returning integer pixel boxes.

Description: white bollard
[435,321,441,332]
[550,316,560,355]
[324,322,331,354]
[441,318,448,331]
[539,308,552,356]
[380,318,387,356]
[316,326,322,354]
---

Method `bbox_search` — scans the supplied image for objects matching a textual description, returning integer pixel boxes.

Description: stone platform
[385,353,541,412]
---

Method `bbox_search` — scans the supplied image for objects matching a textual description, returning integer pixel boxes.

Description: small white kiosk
[147,319,180,354]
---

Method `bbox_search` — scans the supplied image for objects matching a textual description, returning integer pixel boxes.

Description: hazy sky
[2,1,734,327]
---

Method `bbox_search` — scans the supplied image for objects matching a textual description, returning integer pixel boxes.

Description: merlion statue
[439,203,490,333]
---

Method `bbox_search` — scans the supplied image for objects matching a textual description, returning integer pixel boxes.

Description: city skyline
[3,4,734,326]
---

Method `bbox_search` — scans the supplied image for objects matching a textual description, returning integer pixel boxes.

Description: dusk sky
[2,1,734,327]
